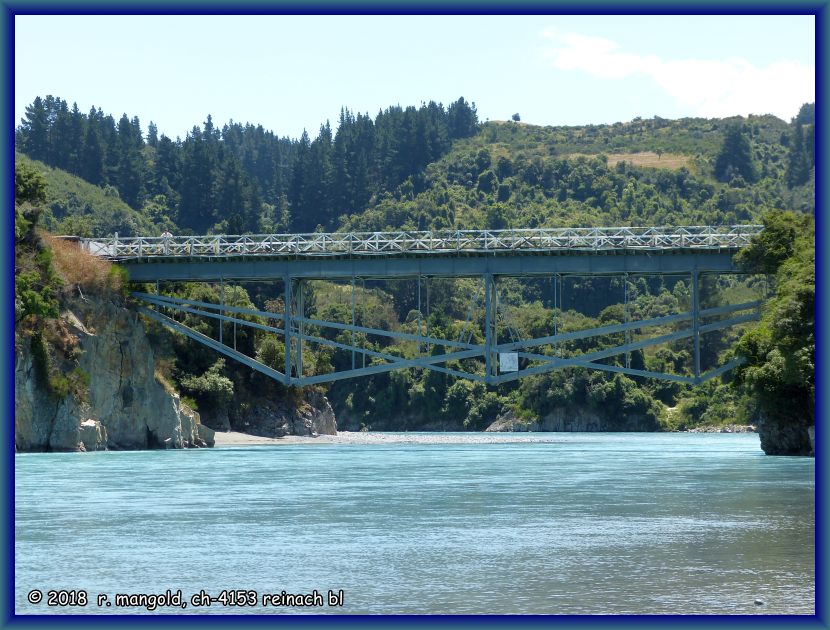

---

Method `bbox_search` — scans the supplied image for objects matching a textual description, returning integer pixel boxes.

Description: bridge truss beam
[133,271,761,387]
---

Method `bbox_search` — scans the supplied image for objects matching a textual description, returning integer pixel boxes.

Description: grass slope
[15,152,156,238]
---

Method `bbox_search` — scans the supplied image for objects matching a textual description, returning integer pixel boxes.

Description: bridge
[84,225,764,388]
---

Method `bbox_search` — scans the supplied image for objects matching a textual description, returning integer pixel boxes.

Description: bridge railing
[81,225,763,260]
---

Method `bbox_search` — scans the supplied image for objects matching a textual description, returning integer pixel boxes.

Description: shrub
[180,359,234,408]
[42,232,126,296]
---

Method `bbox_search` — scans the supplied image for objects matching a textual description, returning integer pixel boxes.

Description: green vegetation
[15,162,59,325]
[731,211,814,453]
[15,96,815,439]
[16,95,479,236]
[16,152,155,237]
[180,359,235,409]
[15,161,120,404]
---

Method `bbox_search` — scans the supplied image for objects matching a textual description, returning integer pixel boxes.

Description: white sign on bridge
[499,352,519,373]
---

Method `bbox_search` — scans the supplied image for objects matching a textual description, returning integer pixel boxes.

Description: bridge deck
[83,225,761,282]
[83,225,761,259]
[120,250,744,282]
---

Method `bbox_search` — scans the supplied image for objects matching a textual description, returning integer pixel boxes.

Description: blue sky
[14,14,815,141]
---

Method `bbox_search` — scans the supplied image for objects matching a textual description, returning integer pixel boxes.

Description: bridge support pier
[484,274,498,383]
[296,279,305,379]
[219,277,224,346]
[351,277,357,371]
[284,275,292,382]
[692,269,701,379]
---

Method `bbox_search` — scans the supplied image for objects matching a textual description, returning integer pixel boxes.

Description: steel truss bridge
[84,225,764,388]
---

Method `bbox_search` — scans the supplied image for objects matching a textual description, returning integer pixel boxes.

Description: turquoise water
[15,432,814,615]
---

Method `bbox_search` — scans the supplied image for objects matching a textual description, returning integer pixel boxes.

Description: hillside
[14,97,815,452]
[341,113,811,232]
[15,151,157,237]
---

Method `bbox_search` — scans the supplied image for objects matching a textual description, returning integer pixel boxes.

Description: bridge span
[83,226,764,388]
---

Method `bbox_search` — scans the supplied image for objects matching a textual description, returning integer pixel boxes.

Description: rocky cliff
[15,297,215,452]
[756,413,814,456]
[201,388,337,438]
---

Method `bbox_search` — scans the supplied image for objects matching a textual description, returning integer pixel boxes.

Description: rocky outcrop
[485,407,659,432]
[224,388,336,438]
[15,298,215,452]
[756,412,813,456]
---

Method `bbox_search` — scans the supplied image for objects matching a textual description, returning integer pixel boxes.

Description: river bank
[212,427,758,447]
[212,430,562,446]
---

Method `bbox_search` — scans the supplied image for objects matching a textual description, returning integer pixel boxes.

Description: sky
[14,14,815,141]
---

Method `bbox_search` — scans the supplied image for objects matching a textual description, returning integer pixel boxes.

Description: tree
[152,134,181,192]
[67,102,86,175]
[14,162,59,324]
[147,121,159,148]
[178,126,217,232]
[447,97,478,139]
[512,113,521,122]
[115,114,145,208]
[477,170,497,194]
[180,359,234,409]
[80,119,105,185]
[734,210,804,275]
[786,120,811,188]
[50,99,72,171]
[732,211,814,455]
[15,161,47,241]
[714,122,756,183]
[289,129,312,231]
[18,96,49,162]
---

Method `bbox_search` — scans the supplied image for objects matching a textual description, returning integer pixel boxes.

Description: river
[14,432,814,615]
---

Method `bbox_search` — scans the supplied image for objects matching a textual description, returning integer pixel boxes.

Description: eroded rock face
[78,419,107,451]
[756,413,813,456]
[227,389,337,438]
[15,298,214,452]
[15,349,80,452]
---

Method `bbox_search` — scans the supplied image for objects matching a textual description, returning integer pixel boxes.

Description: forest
[14,95,815,452]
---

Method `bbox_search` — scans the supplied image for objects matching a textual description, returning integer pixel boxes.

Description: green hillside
[15,152,157,238]
[340,114,812,232]
[15,98,815,448]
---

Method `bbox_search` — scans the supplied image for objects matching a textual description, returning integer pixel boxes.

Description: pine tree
[147,121,159,148]
[80,121,105,185]
[18,96,49,161]
[447,97,479,139]
[115,114,145,207]
[289,130,311,231]
[217,157,245,226]
[714,123,756,183]
[67,102,85,175]
[50,99,71,170]
[179,126,217,233]
[786,120,810,188]
[152,134,181,198]
[103,114,119,185]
